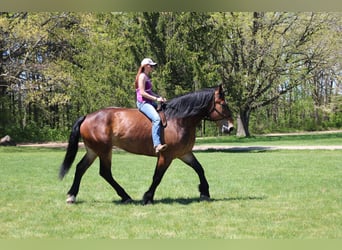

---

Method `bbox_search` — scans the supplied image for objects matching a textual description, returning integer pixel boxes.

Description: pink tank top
[136,73,153,104]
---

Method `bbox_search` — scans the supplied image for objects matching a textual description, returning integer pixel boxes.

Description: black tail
[59,116,86,180]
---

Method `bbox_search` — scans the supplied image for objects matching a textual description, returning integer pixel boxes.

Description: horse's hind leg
[99,153,132,203]
[179,152,210,201]
[66,150,97,203]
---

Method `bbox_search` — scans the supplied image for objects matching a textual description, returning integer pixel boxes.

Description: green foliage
[4,122,69,142]
[212,12,342,136]
[0,12,341,141]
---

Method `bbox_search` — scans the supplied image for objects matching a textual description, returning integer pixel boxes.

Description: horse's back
[80,107,155,155]
[80,106,197,157]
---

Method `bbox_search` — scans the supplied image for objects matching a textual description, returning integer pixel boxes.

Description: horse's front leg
[179,152,210,201]
[143,155,172,205]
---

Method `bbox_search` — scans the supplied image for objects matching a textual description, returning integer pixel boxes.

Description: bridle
[205,97,230,122]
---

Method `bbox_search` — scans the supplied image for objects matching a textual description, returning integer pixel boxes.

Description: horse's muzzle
[221,120,234,134]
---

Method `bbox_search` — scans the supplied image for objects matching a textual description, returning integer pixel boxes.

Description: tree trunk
[236,109,251,137]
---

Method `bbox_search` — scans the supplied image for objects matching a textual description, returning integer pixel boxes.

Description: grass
[0,133,342,239]
[196,132,342,146]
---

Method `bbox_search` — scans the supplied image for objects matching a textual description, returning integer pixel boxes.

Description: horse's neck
[176,112,207,128]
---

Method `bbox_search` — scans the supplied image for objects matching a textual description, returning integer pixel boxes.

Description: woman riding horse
[135,58,167,153]
[59,85,234,205]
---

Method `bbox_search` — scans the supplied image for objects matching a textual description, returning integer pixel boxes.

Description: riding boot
[155,144,168,153]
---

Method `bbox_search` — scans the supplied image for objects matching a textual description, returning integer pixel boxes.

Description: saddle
[156,103,167,127]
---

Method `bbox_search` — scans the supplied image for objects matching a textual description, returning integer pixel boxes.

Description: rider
[135,58,168,153]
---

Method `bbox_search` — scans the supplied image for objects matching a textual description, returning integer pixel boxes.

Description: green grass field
[196,131,342,146]
[0,133,341,239]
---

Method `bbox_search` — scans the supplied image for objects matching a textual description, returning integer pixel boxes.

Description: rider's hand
[156,97,166,102]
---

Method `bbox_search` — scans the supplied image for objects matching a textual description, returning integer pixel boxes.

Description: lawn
[0,134,341,239]
[195,131,342,146]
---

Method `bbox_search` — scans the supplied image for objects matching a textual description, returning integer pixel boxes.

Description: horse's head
[207,85,234,134]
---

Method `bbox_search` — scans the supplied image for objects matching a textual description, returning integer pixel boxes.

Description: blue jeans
[137,101,162,147]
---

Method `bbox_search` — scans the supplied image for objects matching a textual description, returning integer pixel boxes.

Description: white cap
[141,58,157,66]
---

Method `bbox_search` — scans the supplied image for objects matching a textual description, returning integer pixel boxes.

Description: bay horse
[59,85,234,205]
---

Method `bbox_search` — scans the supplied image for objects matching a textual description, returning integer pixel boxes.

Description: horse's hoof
[200,194,210,202]
[66,195,76,204]
[142,197,154,205]
[142,193,154,205]
[122,198,133,204]
[143,200,154,205]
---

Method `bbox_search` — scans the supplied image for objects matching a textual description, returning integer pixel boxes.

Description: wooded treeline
[0,12,341,141]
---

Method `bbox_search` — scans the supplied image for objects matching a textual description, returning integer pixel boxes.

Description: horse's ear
[218,84,224,93]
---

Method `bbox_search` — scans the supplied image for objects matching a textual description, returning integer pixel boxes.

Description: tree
[1,12,340,141]
[0,12,80,133]
[124,12,222,98]
[212,12,341,136]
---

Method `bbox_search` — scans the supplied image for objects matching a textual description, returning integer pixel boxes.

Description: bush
[3,122,69,143]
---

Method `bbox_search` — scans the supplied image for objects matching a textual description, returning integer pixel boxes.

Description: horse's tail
[59,116,86,180]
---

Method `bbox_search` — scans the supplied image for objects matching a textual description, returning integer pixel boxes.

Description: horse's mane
[164,88,215,119]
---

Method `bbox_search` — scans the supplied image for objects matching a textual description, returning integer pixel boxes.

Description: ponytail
[135,65,146,89]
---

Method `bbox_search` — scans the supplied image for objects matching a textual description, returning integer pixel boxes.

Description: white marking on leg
[66,195,76,204]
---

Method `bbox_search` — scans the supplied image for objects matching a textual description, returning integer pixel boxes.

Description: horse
[59,84,234,205]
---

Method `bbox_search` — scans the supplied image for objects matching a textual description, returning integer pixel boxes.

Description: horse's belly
[113,136,155,156]
[112,119,155,156]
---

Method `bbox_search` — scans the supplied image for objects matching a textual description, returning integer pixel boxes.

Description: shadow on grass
[106,195,266,205]
[153,195,266,205]
[193,146,272,153]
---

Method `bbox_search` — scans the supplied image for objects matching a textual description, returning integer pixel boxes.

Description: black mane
[164,88,215,119]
